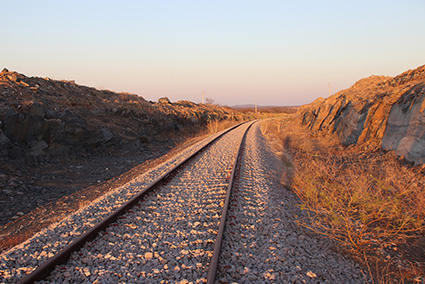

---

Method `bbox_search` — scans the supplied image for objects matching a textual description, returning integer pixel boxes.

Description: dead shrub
[205,118,239,134]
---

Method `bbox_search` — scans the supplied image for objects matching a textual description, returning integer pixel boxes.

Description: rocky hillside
[297,64,425,164]
[0,68,236,161]
[0,68,238,226]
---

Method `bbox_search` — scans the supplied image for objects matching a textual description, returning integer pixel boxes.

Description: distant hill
[231,104,298,113]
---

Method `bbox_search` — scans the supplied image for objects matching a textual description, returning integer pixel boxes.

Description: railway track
[7,121,254,284]
[2,121,369,283]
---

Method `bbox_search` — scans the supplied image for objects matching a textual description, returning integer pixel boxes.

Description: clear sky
[1,0,424,106]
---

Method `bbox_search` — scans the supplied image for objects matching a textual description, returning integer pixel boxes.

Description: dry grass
[206,118,220,134]
[205,118,240,134]
[263,115,425,283]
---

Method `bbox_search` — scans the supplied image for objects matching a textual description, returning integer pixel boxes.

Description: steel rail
[206,121,254,284]
[18,121,248,284]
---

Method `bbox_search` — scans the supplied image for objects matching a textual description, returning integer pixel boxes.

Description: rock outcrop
[297,65,425,164]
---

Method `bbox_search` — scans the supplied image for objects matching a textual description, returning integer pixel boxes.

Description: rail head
[206,121,255,284]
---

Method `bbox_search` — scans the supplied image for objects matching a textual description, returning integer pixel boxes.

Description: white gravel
[0,123,250,284]
[216,122,369,283]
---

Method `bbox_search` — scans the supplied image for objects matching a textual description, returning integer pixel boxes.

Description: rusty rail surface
[206,121,254,284]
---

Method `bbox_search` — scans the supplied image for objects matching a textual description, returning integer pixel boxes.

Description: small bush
[206,118,239,134]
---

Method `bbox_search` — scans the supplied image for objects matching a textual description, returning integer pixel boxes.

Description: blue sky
[1,0,424,106]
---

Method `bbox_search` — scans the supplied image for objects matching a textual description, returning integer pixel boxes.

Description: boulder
[29,140,48,157]
[158,97,171,104]
[101,127,114,142]
[83,127,114,148]
[6,73,20,82]
[3,108,20,141]
[1,103,63,151]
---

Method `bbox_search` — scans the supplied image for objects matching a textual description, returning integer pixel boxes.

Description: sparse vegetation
[260,119,269,135]
[205,97,215,105]
[263,115,425,283]
[206,118,219,134]
[205,118,239,134]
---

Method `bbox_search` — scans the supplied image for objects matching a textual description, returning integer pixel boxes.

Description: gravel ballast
[0,123,250,283]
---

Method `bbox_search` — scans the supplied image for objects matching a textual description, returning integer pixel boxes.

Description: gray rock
[29,140,48,156]
[3,109,20,141]
[2,103,48,144]
[0,130,11,155]
[84,128,111,148]
[333,102,368,145]
[28,102,45,118]
[45,109,59,119]
[382,86,425,164]
[101,128,114,142]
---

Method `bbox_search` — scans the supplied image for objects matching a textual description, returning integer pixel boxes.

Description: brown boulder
[158,97,171,104]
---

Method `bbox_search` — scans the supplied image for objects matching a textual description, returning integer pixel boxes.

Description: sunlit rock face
[382,84,425,164]
[297,64,425,164]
